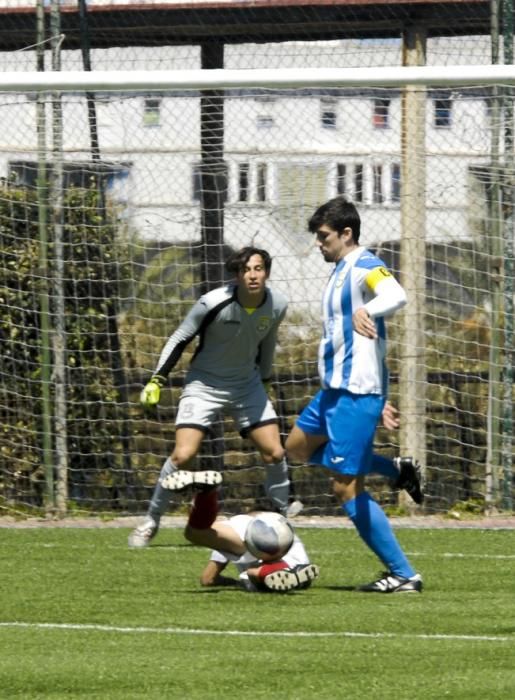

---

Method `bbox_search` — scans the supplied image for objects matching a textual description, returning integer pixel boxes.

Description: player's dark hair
[308,196,361,243]
[225,246,272,276]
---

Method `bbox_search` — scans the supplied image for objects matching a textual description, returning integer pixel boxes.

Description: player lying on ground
[161,469,320,593]
[130,246,302,549]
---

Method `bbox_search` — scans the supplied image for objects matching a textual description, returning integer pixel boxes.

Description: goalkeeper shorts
[176,377,278,437]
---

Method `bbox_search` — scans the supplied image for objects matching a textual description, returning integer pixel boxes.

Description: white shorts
[210,514,310,572]
[175,377,278,437]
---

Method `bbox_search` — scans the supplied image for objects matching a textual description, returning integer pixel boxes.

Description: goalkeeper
[129,246,300,548]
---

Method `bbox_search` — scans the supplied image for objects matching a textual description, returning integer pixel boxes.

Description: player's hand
[382,401,400,430]
[352,307,377,338]
[140,375,165,407]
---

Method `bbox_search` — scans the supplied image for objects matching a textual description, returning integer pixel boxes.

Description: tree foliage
[0,186,130,511]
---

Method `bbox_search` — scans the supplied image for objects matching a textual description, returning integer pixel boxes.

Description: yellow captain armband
[365,266,393,291]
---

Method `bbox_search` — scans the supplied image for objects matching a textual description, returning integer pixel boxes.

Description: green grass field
[1,524,514,699]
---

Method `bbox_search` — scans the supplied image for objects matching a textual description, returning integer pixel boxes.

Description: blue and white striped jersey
[318,246,407,395]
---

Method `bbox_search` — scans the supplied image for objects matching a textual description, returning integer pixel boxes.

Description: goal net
[0,60,513,519]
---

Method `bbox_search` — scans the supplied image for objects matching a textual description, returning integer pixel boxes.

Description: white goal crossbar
[0,64,515,92]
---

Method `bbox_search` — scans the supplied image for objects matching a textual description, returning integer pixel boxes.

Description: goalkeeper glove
[140,375,165,407]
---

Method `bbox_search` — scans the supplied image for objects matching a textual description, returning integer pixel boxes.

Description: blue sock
[343,492,415,578]
[370,454,398,480]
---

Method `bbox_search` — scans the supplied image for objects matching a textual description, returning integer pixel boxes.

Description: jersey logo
[334,273,346,288]
[330,456,345,464]
[257,316,271,332]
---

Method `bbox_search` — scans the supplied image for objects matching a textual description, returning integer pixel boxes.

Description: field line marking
[0,621,513,643]
[406,552,515,560]
[1,542,515,561]
[311,550,515,560]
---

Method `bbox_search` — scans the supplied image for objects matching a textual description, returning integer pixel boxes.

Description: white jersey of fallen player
[154,284,287,389]
[209,514,310,572]
[319,246,407,394]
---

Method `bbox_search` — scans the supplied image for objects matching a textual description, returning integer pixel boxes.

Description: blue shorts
[296,389,384,475]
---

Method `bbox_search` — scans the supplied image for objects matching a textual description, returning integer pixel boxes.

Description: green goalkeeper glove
[140,375,165,407]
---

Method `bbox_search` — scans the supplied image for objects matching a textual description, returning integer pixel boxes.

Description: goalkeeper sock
[264,457,290,515]
[343,492,415,579]
[188,489,219,529]
[148,457,177,524]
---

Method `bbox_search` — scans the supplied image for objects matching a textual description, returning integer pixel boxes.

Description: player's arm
[199,560,238,587]
[140,299,207,406]
[353,266,406,338]
[363,266,407,318]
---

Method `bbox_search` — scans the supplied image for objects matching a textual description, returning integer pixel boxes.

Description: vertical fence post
[502,0,514,509]
[36,0,54,514]
[486,0,504,508]
[200,41,226,475]
[50,3,68,516]
[400,27,427,504]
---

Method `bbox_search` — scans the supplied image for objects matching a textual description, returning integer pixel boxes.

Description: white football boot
[161,469,223,492]
[264,564,320,592]
[128,516,159,548]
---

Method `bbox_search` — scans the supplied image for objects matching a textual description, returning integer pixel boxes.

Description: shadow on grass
[324,584,358,591]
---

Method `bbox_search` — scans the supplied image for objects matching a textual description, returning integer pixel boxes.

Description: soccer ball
[244,512,295,562]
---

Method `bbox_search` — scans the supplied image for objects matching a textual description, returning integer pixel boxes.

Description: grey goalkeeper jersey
[154,284,288,389]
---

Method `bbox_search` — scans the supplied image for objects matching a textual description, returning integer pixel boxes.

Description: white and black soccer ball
[244,512,295,562]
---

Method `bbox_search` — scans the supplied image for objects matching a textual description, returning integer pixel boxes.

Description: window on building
[434,96,452,128]
[321,108,337,129]
[8,159,131,192]
[336,163,346,195]
[373,164,383,204]
[257,115,274,129]
[372,98,390,129]
[238,163,249,202]
[391,163,401,203]
[354,164,363,203]
[192,165,202,202]
[257,162,267,202]
[143,97,161,127]
[321,98,337,129]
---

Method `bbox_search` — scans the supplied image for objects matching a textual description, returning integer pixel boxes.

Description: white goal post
[0,64,513,518]
[1,64,515,91]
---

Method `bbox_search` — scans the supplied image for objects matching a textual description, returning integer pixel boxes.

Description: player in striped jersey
[286,196,423,594]
[129,247,301,548]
